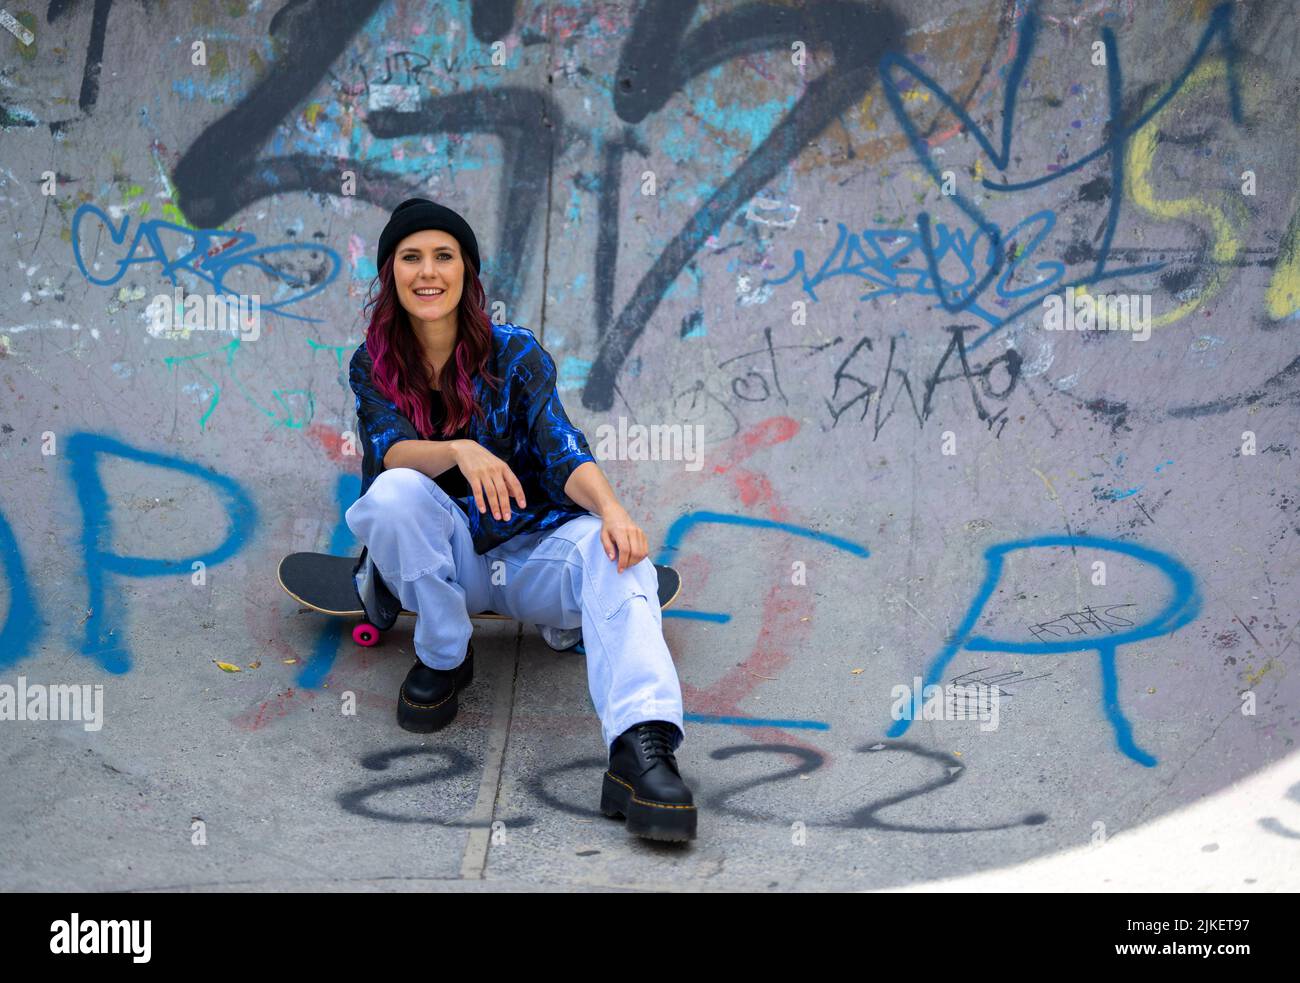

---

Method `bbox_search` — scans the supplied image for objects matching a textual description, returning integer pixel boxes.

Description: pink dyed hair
[360,251,501,438]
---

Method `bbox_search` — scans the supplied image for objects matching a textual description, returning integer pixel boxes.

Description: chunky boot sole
[600,772,697,841]
[395,649,474,733]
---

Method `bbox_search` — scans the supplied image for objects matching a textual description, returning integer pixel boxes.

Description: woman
[344,198,695,841]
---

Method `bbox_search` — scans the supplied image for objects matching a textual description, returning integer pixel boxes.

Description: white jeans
[344,467,684,753]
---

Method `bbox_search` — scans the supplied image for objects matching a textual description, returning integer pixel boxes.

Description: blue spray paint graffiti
[0,505,42,670]
[685,713,830,731]
[66,433,258,673]
[652,510,870,732]
[767,210,1064,330]
[774,1,1242,352]
[296,472,362,689]
[655,509,871,626]
[70,203,341,323]
[4,430,346,683]
[13,447,1204,770]
[885,535,1202,767]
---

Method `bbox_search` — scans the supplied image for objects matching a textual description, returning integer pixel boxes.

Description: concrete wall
[1,0,1297,889]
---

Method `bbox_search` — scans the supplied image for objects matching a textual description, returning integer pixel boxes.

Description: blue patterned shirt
[349,323,596,555]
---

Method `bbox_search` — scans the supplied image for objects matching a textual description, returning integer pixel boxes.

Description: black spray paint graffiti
[172,0,553,315]
[337,745,536,828]
[518,742,1047,833]
[584,0,907,410]
[49,1,1286,425]
[524,755,609,819]
[162,0,906,408]
[673,322,1023,441]
[46,0,115,116]
[672,326,846,440]
[1169,354,1300,419]
[704,741,1048,832]
[374,50,432,87]
[1035,352,1300,436]
[823,325,1022,438]
[949,665,1053,700]
[1027,604,1139,642]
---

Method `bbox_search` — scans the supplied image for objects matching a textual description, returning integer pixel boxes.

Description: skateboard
[277,551,681,649]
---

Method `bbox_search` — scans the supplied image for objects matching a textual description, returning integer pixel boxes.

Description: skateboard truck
[537,624,583,651]
[352,546,402,634]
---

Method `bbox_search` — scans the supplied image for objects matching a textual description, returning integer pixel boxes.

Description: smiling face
[392,229,465,328]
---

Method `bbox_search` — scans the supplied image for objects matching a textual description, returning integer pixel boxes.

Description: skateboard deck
[278,551,681,647]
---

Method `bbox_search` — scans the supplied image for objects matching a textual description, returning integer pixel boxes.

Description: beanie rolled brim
[377,198,481,275]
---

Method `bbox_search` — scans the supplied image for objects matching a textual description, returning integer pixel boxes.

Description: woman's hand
[600,504,649,574]
[452,440,526,521]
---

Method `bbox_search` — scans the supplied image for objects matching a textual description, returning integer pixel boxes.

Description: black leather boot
[601,720,696,841]
[396,640,474,733]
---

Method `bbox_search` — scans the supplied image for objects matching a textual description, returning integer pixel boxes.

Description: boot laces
[637,722,677,763]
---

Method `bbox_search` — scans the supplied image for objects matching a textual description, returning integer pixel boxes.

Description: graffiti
[822,324,1021,438]
[296,472,362,688]
[5,0,1291,884]
[1121,58,1245,330]
[165,0,907,407]
[523,743,1048,834]
[34,0,1290,437]
[70,204,341,322]
[1168,354,1300,418]
[949,665,1053,698]
[715,326,844,407]
[684,713,829,731]
[3,439,1207,779]
[338,744,536,827]
[64,433,258,673]
[162,337,317,432]
[581,1,906,409]
[1027,604,1139,641]
[47,0,118,115]
[526,755,608,819]
[0,505,41,670]
[170,0,545,312]
[1265,205,1300,320]
[705,741,1047,832]
[651,509,1209,771]
[63,433,258,674]
[155,0,1263,410]
[886,536,1202,768]
[678,322,1022,439]
[854,0,1243,352]
[404,739,1050,834]
[655,509,871,625]
[375,50,432,87]
[768,210,1063,329]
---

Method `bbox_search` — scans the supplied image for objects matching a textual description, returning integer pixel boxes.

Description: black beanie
[376,198,481,275]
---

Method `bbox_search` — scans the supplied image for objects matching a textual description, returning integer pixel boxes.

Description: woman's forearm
[563,460,623,517]
[383,439,466,480]
[384,444,621,516]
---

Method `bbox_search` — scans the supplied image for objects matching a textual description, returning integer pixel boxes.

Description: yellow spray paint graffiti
[1265,202,1300,319]
[1120,57,1247,329]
